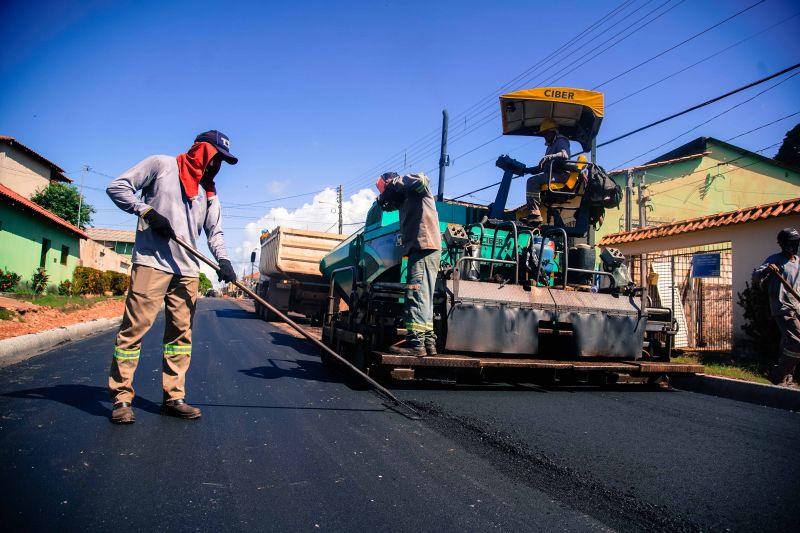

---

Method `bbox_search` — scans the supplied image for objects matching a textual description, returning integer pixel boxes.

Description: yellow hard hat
[539,118,558,133]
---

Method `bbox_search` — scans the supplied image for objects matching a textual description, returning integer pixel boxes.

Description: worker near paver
[752,227,800,387]
[375,171,441,357]
[105,130,239,424]
[523,118,571,226]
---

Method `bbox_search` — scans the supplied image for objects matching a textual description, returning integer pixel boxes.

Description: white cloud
[234,187,376,268]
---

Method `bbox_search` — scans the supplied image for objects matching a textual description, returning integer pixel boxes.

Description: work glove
[217,258,237,283]
[142,208,176,239]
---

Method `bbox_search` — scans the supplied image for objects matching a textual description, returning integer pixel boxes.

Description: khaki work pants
[109,265,199,404]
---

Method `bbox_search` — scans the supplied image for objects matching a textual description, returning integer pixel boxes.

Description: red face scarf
[176,142,218,199]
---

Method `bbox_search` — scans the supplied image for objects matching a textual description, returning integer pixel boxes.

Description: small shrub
[737,281,780,364]
[31,267,49,295]
[0,269,21,292]
[104,271,130,296]
[73,266,108,295]
[58,280,73,296]
[46,284,59,295]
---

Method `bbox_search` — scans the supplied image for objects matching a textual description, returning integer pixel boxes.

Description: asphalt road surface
[1,298,798,532]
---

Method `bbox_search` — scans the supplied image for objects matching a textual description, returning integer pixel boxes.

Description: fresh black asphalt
[1,298,798,532]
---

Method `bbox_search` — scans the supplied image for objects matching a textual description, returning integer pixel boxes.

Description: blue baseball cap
[194,130,238,164]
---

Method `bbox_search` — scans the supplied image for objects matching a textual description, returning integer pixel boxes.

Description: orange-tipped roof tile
[0,183,88,239]
[599,197,800,246]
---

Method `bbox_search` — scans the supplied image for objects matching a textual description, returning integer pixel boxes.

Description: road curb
[672,374,800,412]
[0,317,122,368]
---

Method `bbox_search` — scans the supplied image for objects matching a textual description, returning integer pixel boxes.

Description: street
[1,298,798,532]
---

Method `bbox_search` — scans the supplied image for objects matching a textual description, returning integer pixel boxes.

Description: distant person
[752,227,800,387]
[523,118,571,227]
[105,130,239,424]
[375,171,441,357]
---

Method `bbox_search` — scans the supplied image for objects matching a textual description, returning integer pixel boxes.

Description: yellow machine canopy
[500,87,604,151]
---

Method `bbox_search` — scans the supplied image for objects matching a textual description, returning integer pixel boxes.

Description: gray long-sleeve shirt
[752,252,800,317]
[106,155,229,277]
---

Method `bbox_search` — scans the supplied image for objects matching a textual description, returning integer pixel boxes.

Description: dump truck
[318,87,702,385]
[254,227,346,324]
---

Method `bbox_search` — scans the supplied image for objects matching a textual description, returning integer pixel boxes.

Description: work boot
[160,399,202,420]
[110,402,135,424]
[388,341,426,357]
[425,342,437,356]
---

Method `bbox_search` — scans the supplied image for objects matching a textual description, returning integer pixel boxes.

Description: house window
[40,238,51,268]
[61,245,69,265]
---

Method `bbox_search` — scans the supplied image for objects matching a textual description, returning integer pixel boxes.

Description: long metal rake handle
[172,236,420,419]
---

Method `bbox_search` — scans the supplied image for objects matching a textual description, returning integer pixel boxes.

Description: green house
[0,183,87,287]
[596,137,800,244]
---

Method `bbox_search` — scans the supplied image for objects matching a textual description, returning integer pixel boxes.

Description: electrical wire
[592,0,765,90]
[607,12,800,107]
[610,71,800,168]
[597,63,800,149]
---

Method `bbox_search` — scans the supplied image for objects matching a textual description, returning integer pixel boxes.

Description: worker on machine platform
[375,171,441,357]
[105,130,239,424]
[753,227,800,387]
[523,118,571,227]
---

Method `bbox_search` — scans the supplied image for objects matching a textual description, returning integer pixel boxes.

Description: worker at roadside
[105,130,239,424]
[375,171,441,357]
[523,118,571,227]
[752,227,800,387]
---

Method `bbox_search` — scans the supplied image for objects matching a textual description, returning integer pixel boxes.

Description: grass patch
[4,294,123,313]
[0,308,15,320]
[673,351,772,385]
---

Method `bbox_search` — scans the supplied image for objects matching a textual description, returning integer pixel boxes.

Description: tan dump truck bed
[259,227,347,278]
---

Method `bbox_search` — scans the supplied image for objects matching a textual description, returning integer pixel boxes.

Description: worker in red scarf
[105,130,238,424]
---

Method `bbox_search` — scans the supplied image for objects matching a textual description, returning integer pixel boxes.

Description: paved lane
[1,299,604,532]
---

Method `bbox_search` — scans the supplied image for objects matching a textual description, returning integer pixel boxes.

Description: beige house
[599,197,800,351]
[0,136,72,199]
[79,237,132,274]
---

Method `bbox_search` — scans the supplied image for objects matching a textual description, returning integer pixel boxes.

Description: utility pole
[437,109,449,202]
[637,173,649,229]
[337,184,343,234]
[77,165,89,228]
[624,169,633,232]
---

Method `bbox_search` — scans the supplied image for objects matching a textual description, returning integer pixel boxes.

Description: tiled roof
[0,136,72,183]
[86,228,136,243]
[0,183,88,239]
[599,196,800,246]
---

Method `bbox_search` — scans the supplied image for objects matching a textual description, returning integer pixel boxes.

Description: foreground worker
[523,118,571,226]
[105,130,239,424]
[375,172,441,357]
[753,227,800,387]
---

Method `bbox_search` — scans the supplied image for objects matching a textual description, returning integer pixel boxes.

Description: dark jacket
[380,172,441,255]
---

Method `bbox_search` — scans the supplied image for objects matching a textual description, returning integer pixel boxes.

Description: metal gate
[633,243,732,350]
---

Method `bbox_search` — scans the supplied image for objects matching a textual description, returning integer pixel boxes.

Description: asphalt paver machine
[320,88,702,384]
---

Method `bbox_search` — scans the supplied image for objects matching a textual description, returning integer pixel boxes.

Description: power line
[607,11,800,107]
[338,1,652,190]
[450,66,800,201]
[598,63,800,149]
[610,71,800,168]
[592,0,765,90]
[384,0,690,189]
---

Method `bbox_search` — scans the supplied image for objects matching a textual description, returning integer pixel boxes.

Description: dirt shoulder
[0,295,125,341]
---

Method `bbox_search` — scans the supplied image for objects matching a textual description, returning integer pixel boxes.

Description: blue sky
[2,0,800,273]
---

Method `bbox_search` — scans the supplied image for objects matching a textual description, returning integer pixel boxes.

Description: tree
[30,182,94,229]
[198,272,213,293]
[775,123,800,168]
